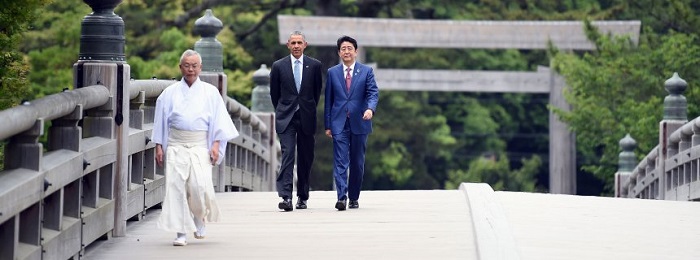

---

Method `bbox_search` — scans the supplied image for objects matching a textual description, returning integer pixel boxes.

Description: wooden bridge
[2,2,699,259]
[82,185,700,260]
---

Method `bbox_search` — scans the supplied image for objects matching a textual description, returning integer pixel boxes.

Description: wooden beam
[375,68,550,93]
[278,15,640,50]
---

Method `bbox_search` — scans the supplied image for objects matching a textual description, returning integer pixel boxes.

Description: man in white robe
[152,49,239,246]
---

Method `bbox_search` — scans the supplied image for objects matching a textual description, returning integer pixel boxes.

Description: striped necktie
[345,67,352,93]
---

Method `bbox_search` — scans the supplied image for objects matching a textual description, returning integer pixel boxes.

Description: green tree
[552,22,700,194]
[21,0,87,98]
[1,0,50,171]
[2,0,50,107]
[19,0,662,194]
[444,153,540,191]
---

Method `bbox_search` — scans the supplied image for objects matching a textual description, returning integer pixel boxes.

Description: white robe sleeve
[151,88,171,150]
[207,88,239,166]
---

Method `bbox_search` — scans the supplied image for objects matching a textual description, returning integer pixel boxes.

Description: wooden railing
[615,73,699,201]
[0,78,277,260]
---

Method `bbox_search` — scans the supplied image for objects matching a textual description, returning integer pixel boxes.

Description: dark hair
[336,35,358,51]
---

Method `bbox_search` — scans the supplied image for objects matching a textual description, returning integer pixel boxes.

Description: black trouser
[276,111,315,200]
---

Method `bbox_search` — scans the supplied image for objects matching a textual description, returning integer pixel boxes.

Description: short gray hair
[179,49,202,64]
[289,31,306,41]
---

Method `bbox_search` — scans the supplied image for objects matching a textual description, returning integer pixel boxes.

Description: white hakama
[152,78,238,234]
[157,129,221,233]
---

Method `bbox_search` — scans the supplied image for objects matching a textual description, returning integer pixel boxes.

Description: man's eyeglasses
[181,63,200,69]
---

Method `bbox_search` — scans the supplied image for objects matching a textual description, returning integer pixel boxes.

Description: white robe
[152,78,239,233]
[152,78,238,166]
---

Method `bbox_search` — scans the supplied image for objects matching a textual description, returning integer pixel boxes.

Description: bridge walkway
[83,190,475,259]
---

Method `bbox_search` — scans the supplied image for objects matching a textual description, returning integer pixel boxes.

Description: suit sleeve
[151,87,171,151]
[365,67,379,113]
[269,62,280,109]
[313,61,323,105]
[324,69,333,130]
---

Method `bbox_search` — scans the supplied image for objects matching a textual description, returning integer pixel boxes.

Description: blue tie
[293,60,301,92]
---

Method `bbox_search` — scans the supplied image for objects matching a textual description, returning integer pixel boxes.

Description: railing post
[659,72,688,200]
[4,118,43,171]
[195,9,226,95]
[194,9,229,192]
[78,0,130,237]
[48,105,83,152]
[615,134,636,197]
[251,64,277,191]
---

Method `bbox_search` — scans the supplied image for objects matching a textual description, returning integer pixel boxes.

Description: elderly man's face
[180,55,201,85]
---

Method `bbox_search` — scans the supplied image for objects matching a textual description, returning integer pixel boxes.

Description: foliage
[444,153,540,192]
[0,0,51,170]
[14,0,700,196]
[2,0,51,107]
[364,91,457,189]
[613,0,700,36]
[552,22,700,194]
[21,0,87,98]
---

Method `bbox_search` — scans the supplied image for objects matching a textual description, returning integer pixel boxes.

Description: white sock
[193,218,206,237]
[193,217,205,229]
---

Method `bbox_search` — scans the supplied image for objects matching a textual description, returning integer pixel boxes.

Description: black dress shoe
[349,200,359,209]
[335,199,347,211]
[278,198,293,211]
[295,198,307,209]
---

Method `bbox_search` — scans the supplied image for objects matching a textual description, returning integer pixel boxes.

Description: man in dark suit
[270,31,323,211]
[324,35,379,210]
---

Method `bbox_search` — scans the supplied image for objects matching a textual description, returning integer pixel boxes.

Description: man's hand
[363,109,374,120]
[155,144,164,168]
[325,129,333,138]
[210,141,220,165]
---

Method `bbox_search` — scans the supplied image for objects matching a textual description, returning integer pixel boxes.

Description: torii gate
[278,15,641,194]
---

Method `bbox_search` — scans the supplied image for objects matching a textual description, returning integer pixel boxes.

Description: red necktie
[345,68,352,93]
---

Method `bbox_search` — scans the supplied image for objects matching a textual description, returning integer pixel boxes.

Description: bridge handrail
[618,116,700,200]
[623,146,659,198]
[0,78,276,259]
[129,79,173,100]
[0,85,110,141]
[0,5,280,258]
[614,73,699,201]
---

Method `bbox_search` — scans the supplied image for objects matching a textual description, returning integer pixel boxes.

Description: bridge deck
[84,186,700,259]
[84,190,475,259]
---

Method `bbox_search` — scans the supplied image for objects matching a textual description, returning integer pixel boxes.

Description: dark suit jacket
[270,55,323,135]
[324,62,379,135]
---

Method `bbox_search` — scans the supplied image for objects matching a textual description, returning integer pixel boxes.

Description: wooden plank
[41,150,83,196]
[278,15,640,50]
[81,198,114,246]
[83,191,476,259]
[0,169,43,225]
[375,68,550,93]
[126,184,145,220]
[41,218,81,260]
[143,176,165,209]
